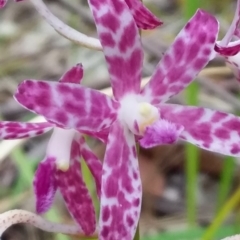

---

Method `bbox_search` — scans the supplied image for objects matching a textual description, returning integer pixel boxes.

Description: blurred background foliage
[0,0,240,239]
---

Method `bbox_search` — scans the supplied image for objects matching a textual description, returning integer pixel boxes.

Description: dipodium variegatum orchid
[0,64,103,235]
[12,0,240,239]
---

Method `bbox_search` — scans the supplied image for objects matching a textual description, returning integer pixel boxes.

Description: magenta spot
[132,146,137,158]
[185,22,191,31]
[173,38,185,62]
[57,84,72,94]
[102,206,110,222]
[214,128,230,139]
[211,112,228,122]
[231,144,240,154]
[36,130,44,135]
[186,43,200,63]
[190,122,212,143]
[37,81,50,90]
[104,174,118,198]
[54,111,68,125]
[203,48,211,56]
[34,91,51,107]
[193,57,207,70]
[112,0,124,14]
[133,171,138,180]
[133,198,140,207]
[101,226,110,238]
[100,12,120,33]
[209,36,216,44]
[126,215,134,227]
[100,32,115,47]
[162,54,173,68]
[118,22,137,53]
[198,32,207,43]
[223,118,240,132]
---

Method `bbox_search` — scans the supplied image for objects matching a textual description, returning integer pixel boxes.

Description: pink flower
[214,0,240,81]
[0,64,102,235]
[14,1,235,239]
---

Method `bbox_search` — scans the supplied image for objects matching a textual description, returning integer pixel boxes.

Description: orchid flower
[0,64,102,235]
[13,0,236,238]
[0,0,162,50]
[214,0,240,81]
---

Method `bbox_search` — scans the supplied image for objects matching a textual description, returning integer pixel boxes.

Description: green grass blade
[182,0,201,227]
[11,147,70,240]
[202,187,240,240]
[216,156,235,212]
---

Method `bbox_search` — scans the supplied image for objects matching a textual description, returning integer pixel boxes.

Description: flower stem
[183,0,200,227]
[134,223,140,240]
[29,0,101,50]
[202,187,240,240]
[216,156,235,213]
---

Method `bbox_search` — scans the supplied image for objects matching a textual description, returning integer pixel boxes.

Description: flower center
[119,94,159,135]
[46,127,76,171]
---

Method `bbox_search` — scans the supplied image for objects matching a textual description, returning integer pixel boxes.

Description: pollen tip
[56,161,69,171]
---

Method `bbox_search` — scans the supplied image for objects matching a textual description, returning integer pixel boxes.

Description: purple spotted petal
[220,0,240,46]
[139,119,184,148]
[56,140,96,235]
[59,63,84,84]
[141,9,219,105]
[0,121,53,139]
[88,0,143,100]
[79,136,102,198]
[161,104,240,156]
[14,80,119,132]
[100,121,141,240]
[124,0,162,30]
[33,157,57,214]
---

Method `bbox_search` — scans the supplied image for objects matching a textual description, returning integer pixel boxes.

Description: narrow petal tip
[139,119,184,148]
[125,0,163,30]
[34,158,57,214]
[60,63,84,84]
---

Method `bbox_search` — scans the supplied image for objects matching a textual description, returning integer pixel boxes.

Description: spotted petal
[0,121,53,139]
[59,63,84,84]
[56,140,96,235]
[141,9,219,105]
[34,157,57,214]
[15,80,119,132]
[124,0,162,30]
[99,121,141,240]
[88,0,143,100]
[79,136,102,198]
[161,104,240,156]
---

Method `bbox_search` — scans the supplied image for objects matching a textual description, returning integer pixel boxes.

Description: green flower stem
[202,187,240,240]
[134,223,140,240]
[216,156,235,213]
[183,0,200,227]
